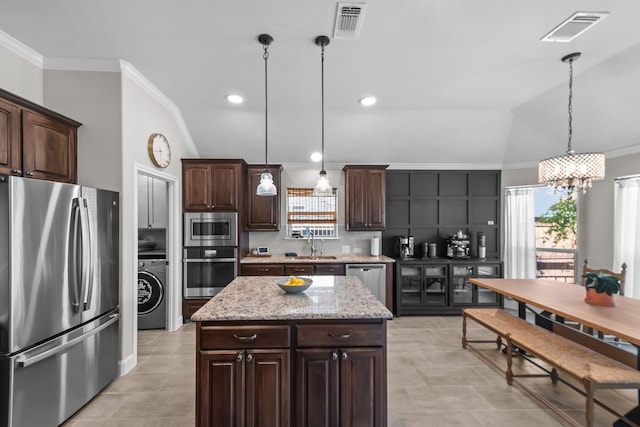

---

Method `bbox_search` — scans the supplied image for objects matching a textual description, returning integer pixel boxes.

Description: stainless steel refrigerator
[0,175,120,427]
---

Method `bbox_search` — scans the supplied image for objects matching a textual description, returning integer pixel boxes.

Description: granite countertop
[191,275,393,321]
[240,254,395,264]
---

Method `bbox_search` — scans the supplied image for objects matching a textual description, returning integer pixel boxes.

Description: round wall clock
[147,133,171,168]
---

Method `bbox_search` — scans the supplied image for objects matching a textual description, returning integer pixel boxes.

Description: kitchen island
[191,275,393,427]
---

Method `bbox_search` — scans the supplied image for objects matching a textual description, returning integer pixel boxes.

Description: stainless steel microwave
[183,212,238,247]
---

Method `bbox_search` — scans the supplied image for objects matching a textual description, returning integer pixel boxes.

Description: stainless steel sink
[293,255,337,260]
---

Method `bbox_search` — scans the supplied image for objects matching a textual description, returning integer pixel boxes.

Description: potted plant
[582,272,621,307]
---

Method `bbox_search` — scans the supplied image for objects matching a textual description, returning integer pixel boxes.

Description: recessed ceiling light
[359,96,377,106]
[311,152,323,162]
[226,94,244,104]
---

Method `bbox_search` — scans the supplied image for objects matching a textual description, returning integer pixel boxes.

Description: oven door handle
[183,258,237,263]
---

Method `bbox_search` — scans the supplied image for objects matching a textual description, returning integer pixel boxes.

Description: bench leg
[506,337,514,385]
[462,312,468,349]
[584,382,594,427]
[550,368,559,385]
[496,335,502,350]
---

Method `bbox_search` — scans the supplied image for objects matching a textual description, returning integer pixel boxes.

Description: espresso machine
[446,230,470,259]
[395,235,414,259]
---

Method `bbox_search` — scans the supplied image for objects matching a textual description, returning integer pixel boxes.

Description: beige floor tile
[62,315,637,426]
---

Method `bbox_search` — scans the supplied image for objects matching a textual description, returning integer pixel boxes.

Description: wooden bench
[462,308,640,427]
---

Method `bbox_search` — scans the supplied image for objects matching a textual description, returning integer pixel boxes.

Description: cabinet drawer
[284,264,314,275]
[295,323,384,347]
[241,264,285,276]
[314,264,345,275]
[200,325,290,350]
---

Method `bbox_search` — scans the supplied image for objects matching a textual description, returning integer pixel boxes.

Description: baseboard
[118,353,137,376]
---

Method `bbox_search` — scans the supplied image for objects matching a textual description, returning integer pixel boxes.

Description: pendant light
[256,33,277,196]
[538,52,605,194]
[313,35,333,197]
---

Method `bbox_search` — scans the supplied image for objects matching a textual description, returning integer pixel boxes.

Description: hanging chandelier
[312,35,333,197]
[538,52,605,194]
[256,33,277,197]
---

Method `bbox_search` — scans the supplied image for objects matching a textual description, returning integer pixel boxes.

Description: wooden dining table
[470,277,640,422]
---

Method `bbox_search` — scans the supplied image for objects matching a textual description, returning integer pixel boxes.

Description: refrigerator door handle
[16,313,119,368]
[79,198,94,311]
[70,198,82,313]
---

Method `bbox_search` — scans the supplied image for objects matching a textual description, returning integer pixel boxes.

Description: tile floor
[62,315,637,426]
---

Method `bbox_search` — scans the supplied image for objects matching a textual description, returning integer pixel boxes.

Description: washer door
[138,271,164,315]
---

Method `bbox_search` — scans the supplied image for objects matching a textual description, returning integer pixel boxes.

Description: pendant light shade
[538,52,605,193]
[313,35,333,197]
[257,33,277,197]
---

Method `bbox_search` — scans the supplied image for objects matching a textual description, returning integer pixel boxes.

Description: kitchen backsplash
[248,228,382,257]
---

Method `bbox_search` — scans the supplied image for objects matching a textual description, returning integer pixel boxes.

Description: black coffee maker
[446,230,470,258]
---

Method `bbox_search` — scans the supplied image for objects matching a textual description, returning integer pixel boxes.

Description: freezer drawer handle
[16,313,119,368]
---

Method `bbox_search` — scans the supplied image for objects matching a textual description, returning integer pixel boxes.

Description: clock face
[148,133,171,168]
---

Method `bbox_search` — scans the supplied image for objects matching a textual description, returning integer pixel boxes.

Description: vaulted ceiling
[2,0,640,168]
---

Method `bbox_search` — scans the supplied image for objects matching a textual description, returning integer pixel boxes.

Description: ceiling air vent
[333,3,367,40]
[541,12,609,42]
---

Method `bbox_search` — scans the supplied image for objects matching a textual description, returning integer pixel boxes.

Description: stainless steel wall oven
[183,246,237,298]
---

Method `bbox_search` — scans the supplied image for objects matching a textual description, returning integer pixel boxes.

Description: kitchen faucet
[307,231,317,256]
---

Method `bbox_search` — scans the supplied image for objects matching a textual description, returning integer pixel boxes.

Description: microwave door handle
[79,198,93,311]
[70,198,82,313]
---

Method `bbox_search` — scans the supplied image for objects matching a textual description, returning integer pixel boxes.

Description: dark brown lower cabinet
[196,320,387,427]
[296,348,384,427]
[199,349,289,427]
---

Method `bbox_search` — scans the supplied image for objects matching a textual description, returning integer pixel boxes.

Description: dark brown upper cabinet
[343,165,388,231]
[245,164,282,231]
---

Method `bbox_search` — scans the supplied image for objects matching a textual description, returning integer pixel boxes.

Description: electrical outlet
[488,220,494,225]
[354,247,362,254]
[342,245,350,253]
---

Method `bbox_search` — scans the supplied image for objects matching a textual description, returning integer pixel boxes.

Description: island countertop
[191,275,393,322]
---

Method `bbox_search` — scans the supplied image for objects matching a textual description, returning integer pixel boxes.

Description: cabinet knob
[11,169,22,175]
[25,171,34,176]
[332,352,338,360]
[342,352,348,360]
[246,353,253,362]
[237,353,243,362]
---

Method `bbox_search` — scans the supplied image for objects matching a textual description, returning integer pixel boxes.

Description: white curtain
[504,187,537,279]
[614,176,640,299]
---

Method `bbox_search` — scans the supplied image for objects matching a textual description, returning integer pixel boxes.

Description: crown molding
[0,29,43,67]
[386,163,503,171]
[44,57,122,72]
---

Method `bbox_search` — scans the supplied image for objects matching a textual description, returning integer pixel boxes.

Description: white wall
[0,43,43,103]
[248,167,382,256]
[501,152,640,273]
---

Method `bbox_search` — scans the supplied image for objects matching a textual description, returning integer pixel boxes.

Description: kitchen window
[286,187,338,238]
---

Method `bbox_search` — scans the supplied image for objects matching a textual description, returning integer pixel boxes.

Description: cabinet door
[246,166,281,231]
[423,264,448,306]
[366,169,386,230]
[245,349,290,427]
[474,263,502,305]
[0,97,21,176]
[346,169,369,230]
[451,264,474,305]
[339,348,384,427]
[211,163,240,210]
[314,264,346,276]
[150,176,167,228]
[296,349,339,427]
[21,109,77,183]
[137,175,150,228]
[396,265,424,307]
[198,350,245,427]
[184,164,213,211]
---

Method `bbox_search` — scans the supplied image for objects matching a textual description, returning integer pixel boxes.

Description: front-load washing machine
[138,258,167,329]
